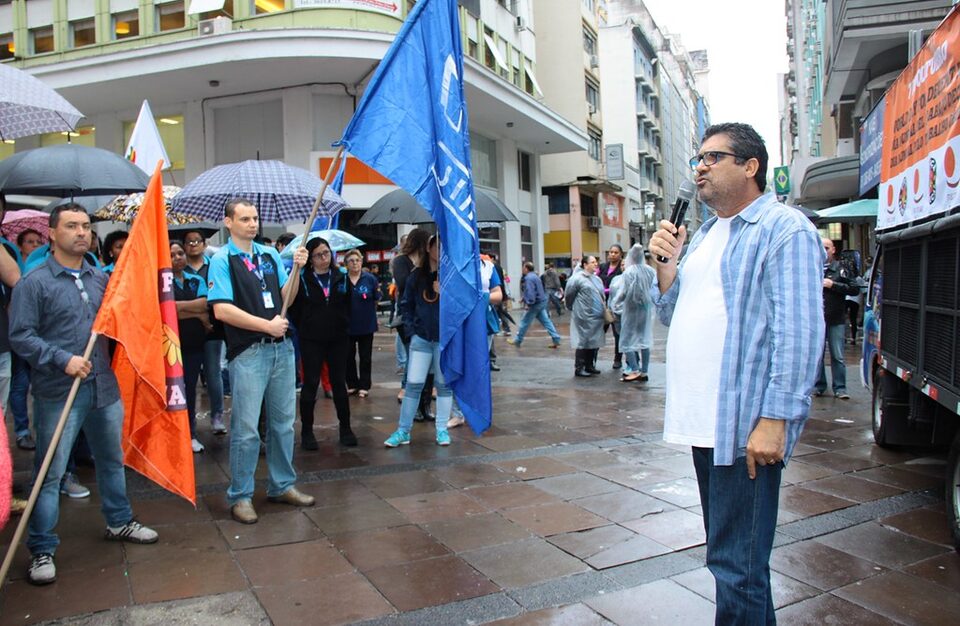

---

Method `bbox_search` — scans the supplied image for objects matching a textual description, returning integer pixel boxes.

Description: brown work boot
[231,499,258,524]
[268,487,315,507]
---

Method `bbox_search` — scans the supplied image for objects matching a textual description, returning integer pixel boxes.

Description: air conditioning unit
[199,17,232,36]
[586,216,602,229]
[590,54,599,69]
[515,15,527,31]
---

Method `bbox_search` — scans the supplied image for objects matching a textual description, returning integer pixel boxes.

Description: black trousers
[346,333,374,391]
[300,336,351,432]
[183,348,204,437]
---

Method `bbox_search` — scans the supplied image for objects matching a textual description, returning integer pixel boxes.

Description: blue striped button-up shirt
[653,193,825,466]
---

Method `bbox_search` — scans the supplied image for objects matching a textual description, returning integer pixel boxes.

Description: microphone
[656,180,697,263]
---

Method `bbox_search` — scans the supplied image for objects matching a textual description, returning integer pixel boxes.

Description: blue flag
[336,0,490,434]
[312,157,346,231]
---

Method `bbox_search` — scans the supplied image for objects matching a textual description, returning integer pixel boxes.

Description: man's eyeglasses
[689,151,748,169]
[185,240,204,246]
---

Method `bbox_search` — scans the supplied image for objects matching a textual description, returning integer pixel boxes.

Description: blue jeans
[10,354,31,438]
[398,335,452,433]
[692,447,781,626]
[815,323,846,393]
[226,340,297,505]
[203,339,224,416]
[29,385,132,555]
[514,301,561,345]
[624,348,650,373]
[395,332,408,369]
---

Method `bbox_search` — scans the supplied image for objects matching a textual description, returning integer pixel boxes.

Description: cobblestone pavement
[1,317,958,625]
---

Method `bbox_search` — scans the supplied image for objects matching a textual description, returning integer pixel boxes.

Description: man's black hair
[702,122,768,192]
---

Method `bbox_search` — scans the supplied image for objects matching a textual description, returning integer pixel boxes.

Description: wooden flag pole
[279,145,344,318]
[0,332,99,588]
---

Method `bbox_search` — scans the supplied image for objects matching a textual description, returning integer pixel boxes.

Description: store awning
[188,0,226,15]
[816,199,878,224]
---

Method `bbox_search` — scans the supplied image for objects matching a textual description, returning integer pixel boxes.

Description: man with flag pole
[8,202,160,586]
[337,0,492,435]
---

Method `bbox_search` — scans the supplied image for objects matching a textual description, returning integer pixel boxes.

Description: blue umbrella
[280,229,365,258]
[171,159,348,224]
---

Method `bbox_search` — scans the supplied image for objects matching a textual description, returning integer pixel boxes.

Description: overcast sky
[641,0,789,166]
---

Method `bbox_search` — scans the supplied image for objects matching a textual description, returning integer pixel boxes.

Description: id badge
[262,290,275,309]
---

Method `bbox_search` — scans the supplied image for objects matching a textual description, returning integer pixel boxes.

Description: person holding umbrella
[206,198,314,525]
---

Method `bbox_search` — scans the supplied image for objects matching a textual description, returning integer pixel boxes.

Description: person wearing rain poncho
[609,244,656,382]
[564,255,606,377]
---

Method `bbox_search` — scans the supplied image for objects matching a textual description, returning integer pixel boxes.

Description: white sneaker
[28,553,56,585]
[191,438,205,453]
[211,414,227,435]
[447,415,465,429]
[105,519,159,544]
[59,473,91,499]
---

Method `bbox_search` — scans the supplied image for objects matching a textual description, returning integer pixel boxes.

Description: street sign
[605,144,624,180]
[774,166,790,195]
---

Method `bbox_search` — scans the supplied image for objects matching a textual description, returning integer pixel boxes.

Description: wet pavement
[1,317,958,625]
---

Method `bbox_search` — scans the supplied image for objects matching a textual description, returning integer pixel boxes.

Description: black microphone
[656,180,697,263]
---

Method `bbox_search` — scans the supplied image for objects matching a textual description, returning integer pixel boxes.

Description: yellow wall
[543,230,599,257]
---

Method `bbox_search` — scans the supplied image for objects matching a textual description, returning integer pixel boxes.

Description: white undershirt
[663,216,733,448]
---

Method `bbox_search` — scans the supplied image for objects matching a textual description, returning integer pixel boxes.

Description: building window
[252,0,284,14]
[588,129,602,161]
[0,33,14,60]
[71,19,96,48]
[511,48,522,87]
[583,27,596,56]
[40,126,96,147]
[585,79,599,114]
[483,27,497,72]
[470,132,498,189]
[520,225,533,263]
[30,27,54,54]
[113,10,140,40]
[581,192,596,217]
[582,0,595,12]
[518,151,532,192]
[157,1,186,32]
[466,18,479,59]
[545,188,569,214]
[198,0,234,20]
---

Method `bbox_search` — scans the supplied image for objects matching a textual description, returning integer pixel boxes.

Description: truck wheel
[872,370,891,447]
[948,430,960,553]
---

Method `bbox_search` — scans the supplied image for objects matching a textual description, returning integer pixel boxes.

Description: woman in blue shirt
[385,235,452,447]
[343,249,379,398]
[171,240,212,454]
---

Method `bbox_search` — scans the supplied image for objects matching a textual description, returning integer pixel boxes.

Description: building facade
[0,0,586,296]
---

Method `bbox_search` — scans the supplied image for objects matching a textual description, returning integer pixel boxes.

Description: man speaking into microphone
[648,123,823,624]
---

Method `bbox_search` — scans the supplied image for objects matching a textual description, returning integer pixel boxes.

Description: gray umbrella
[0,64,84,141]
[0,144,150,197]
[356,188,519,226]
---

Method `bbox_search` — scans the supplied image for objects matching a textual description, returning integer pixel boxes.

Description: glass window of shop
[0,33,14,60]
[40,126,97,148]
[70,19,96,48]
[113,10,140,39]
[123,115,186,171]
[470,132,497,189]
[157,1,186,32]
[31,27,54,54]
[252,0,285,14]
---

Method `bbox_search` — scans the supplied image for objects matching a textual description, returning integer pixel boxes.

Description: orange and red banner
[92,164,195,505]
[879,6,960,230]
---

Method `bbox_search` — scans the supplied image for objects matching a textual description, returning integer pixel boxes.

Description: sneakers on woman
[211,414,227,435]
[191,438,205,453]
[60,473,90,499]
[28,553,56,585]
[384,430,411,448]
[436,431,451,446]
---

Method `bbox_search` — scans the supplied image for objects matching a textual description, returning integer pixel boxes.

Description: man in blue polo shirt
[206,198,313,524]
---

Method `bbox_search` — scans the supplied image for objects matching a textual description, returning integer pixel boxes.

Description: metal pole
[0,332,99,587]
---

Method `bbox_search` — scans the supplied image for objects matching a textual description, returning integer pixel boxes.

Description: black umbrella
[0,144,149,197]
[44,195,117,215]
[357,188,519,226]
[168,221,221,240]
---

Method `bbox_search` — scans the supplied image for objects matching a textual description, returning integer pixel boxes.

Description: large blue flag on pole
[312,157,346,231]
[336,0,491,434]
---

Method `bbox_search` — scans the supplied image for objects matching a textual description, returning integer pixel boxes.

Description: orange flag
[93,163,196,505]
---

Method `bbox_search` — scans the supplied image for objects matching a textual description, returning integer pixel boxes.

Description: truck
[859,6,960,552]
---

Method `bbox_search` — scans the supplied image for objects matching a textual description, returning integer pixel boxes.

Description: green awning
[816,199,878,224]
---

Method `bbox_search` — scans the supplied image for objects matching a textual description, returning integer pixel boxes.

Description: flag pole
[0,332,99,588]
[279,145,344,317]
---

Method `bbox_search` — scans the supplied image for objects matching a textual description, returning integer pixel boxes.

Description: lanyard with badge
[242,254,275,310]
[315,271,331,298]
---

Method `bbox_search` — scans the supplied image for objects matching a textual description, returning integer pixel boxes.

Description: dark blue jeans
[692,447,781,626]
